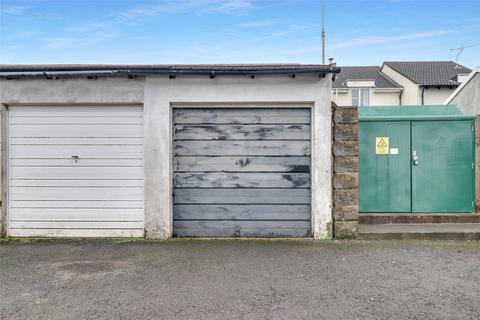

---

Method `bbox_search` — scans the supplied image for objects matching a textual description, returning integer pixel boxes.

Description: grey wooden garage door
[173,108,311,237]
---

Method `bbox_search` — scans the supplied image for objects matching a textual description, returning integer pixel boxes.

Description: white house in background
[445,67,480,115]
[332,66,402,106]
[381,61,471,105]
[332,61,471,106]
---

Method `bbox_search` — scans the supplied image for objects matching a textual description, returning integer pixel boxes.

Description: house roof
[383,61,472,87]
[0,64,340,78]
[445,67,480,104]
[332,66,402,89]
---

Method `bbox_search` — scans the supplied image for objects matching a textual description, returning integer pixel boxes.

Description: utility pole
[321,1,326,64]
[450,45,474,64]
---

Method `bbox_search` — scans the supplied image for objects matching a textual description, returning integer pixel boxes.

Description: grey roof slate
[332,66,402,89]
[383,61,471,86]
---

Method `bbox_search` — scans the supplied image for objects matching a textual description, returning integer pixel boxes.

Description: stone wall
[332,104,359,238]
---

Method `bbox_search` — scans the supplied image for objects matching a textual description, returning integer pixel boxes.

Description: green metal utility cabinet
[359,105,475,213]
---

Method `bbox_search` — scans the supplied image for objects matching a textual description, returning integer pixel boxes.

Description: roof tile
[383,61,471,86]
[333,66,401,89]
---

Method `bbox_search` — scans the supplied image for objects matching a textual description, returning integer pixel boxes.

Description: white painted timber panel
[10,116,143,125]
[10,167,143,179]
[9,179,143,187]
[8,105,144,237]
[10,124,143,137]
[10,187,143,201]
[11,200,144,208]
[10,145,143,158]
[9,229,144,237]
[10,137,144,145]
[10,158,143,166]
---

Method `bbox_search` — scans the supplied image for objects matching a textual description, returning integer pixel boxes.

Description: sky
[0,0,479,68]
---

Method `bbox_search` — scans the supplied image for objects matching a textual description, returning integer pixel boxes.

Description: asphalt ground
[1,239,479,320]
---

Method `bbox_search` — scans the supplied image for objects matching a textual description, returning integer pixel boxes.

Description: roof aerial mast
[321,0,326,65]
[450,45,474,65]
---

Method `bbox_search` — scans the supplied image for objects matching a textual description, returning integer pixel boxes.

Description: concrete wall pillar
[143,81,172,239]
[312,98,333,238]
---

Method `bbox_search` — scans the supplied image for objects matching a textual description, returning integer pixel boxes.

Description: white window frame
[350,88,370,106]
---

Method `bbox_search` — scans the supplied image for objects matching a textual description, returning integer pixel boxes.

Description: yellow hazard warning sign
[376,137,389,154]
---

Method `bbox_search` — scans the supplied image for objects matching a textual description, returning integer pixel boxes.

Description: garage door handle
[72,155,79,163]
[412,150,419,166]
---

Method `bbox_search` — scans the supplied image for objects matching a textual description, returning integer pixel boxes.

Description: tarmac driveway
[1,239,479,320]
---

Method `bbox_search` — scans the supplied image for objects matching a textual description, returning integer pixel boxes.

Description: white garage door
[8,105,144,237]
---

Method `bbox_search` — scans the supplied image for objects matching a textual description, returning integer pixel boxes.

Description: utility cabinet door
[412,121,474,212]
[359,121,411,212]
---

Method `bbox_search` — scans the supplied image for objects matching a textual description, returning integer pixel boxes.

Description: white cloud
[0,44,25,63]
[0,5,29,16]
[65,21,111,33]
[116,0,254,22]
[44,37,77,49]
[52,0,255,50]
[14,31,42,39]
[329,30,454,49]
[235,19,283,28]
[44,31,118,49]
[279,29,458,56]
[243,23,318,42]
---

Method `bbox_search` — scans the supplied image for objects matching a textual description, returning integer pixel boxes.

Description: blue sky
[1,0,479,67]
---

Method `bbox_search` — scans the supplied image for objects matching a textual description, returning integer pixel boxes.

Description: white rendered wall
[0,75,333,239]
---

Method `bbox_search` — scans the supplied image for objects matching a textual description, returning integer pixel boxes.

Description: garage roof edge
[0,64,340,78]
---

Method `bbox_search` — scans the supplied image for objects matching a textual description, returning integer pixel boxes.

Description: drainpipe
[399,90,403,105]
[421,87,425,105]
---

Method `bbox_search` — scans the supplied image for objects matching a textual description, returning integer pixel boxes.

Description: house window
[350,88,370,106]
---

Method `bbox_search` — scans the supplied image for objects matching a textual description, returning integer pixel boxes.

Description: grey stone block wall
[332,105,358,238]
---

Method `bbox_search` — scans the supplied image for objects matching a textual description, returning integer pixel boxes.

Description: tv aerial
[450,45,474,64]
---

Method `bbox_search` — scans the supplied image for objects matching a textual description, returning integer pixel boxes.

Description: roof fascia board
[373,88,403,92]
[332,87,402,91]
[0,65,341,79]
